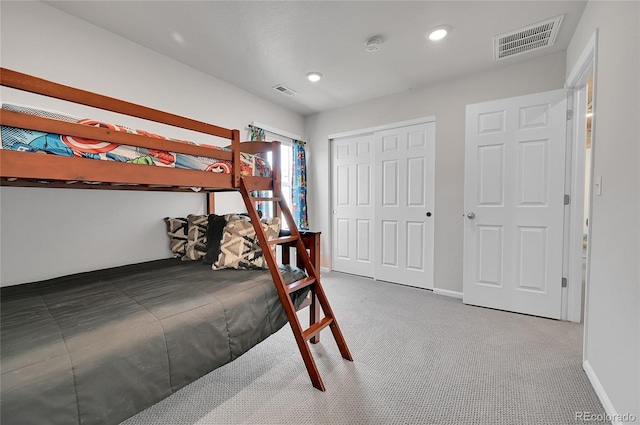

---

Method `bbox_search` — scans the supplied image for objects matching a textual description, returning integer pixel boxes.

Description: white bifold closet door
[332,121,435,290]
[374,123,435,289]
[331,134,375,278]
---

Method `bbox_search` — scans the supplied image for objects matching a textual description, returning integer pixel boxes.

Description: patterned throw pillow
[183,214,209,261]
[213,215,281,270]
[163,217,189,258]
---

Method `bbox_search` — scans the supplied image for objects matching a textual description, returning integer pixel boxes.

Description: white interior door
[463,89,567,319]
[374,122,435,289]
[331,134,374,277]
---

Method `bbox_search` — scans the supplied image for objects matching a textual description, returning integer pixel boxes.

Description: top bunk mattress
[1,104,271,177]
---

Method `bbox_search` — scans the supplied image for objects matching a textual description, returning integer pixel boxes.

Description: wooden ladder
[239,178,353,391]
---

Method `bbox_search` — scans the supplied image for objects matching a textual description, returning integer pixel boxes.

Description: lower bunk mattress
[1,259,308,425]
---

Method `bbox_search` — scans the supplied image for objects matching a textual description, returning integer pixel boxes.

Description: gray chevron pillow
[183,214,209,261]
[213,215,280,270]
[163,217,189,258]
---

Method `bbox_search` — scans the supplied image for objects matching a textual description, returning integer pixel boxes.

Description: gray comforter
[1,259,308,425]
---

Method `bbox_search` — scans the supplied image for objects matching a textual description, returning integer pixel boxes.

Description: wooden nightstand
[281,231,321,271]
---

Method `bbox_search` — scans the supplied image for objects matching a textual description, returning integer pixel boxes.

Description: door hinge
[566,109,573,121]
[564,194,570,205]
[562,277,568,288]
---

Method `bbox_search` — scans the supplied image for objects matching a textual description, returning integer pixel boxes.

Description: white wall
[566,1,639,419]
[305,51,567,293]
[0,1,304,286]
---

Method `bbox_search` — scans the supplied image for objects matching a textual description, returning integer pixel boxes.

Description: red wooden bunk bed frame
[0,68,352,391]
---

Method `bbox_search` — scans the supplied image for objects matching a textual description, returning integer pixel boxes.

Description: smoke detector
[493,15,563,61]
[365,37,382,53]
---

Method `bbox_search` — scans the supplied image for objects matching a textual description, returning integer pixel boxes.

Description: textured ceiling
[45,1,587,116]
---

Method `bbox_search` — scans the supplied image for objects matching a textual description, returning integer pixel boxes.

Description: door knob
[467,212,476,219]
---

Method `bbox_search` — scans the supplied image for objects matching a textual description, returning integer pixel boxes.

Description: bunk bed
[0,68,352,425]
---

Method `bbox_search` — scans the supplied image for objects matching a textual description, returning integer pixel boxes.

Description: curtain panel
[292,139,308,230]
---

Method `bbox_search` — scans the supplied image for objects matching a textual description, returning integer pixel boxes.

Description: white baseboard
[320,267,330,274]
[433,288,463,299]
[583,360,623,424]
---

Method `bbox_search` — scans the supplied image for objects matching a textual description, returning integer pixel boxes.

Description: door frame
[564,30,598,325]
[563,29,598,326]
[328,117,436,141]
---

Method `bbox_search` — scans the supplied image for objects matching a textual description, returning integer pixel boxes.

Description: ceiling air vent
[493,15,563,61]
[273,84,297,97]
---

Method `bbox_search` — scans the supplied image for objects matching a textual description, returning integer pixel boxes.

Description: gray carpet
[122,271,607,425]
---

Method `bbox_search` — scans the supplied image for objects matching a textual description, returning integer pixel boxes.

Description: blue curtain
[291,139,308,230]
[249,126,269,217]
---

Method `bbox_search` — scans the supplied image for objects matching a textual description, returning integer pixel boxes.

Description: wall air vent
[273,84,297,97]
[493,15,563,61]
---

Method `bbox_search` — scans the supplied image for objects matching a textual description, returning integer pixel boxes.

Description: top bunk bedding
[0,68,280,191]
[1,103,271,178]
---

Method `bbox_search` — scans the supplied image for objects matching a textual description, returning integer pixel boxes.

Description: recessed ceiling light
[306,72,323,82]
[427,25,450,41]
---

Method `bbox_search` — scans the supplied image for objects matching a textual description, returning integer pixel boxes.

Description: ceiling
[44,1,587,116]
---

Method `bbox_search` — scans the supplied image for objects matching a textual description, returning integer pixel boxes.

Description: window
[280,143,293,217]
[263,141,292,229]
[250,123,307,231]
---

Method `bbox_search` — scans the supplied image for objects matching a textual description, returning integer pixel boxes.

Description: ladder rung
[287,276,316,294]
[303,317,334,341]
[251,196,282,202]
[269,235,299,245]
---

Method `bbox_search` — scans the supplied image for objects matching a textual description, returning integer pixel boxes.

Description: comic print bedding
[0,104,271,177]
